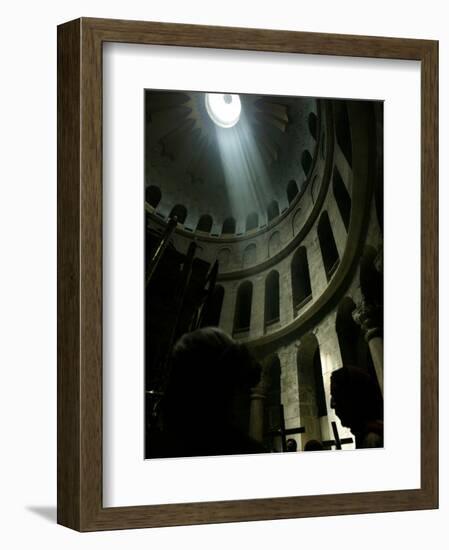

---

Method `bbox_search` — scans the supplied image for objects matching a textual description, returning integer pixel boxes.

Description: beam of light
[214,108,275,229]
[205,93,241,128]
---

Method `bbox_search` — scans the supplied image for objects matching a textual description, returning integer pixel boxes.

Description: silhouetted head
[330,366,383,432]
[162,327,261,455]
[286,438,297,452]
[304,439,324,451]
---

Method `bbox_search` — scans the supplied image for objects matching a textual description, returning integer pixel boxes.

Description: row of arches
[147,159,347,247]
[199,247,312,335]
[245,188,351,278]
[232,244,313,333]
[146,194,295,235]
[215,167,350,271]
[144,173,304,236]
[262,334,327,450]
[202,201,349,334]
[261,294,381,450]
[146,145,347,243]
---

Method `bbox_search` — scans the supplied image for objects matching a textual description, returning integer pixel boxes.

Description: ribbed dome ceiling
[145,90,318,235]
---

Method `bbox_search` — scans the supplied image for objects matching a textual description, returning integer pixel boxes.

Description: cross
[269,404,305,452]
[321,421,354,450]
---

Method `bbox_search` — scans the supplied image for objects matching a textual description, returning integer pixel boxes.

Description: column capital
[250,388,267,400]
[352,300,383,341]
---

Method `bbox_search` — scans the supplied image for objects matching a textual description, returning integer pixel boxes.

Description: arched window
[145,185,161,208]
[297,334,328,445]
[287,180,299,204]
[317,211,339,280]
[333,167,351,231]
[265,271,280,326]
[169,204,187,224]
[200,285,225,328]
[263,356,282,450]
[291,247,312,313]
[335,101,352,166]
[267,200,280,222]
[246,212,259,231]
[308,112,318,140]
[196,214,213,233]
[234,281,253,333]
[222,217,236,235]
[301,150,313,177]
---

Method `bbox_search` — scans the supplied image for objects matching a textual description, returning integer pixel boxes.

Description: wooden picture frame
[57,17,438,531]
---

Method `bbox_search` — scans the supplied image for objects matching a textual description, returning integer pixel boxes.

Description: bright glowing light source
[205,93,241,128]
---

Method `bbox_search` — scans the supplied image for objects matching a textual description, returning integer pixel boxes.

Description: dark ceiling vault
[145,90,318,235]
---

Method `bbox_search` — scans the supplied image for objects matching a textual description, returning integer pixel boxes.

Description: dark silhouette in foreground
[330,365,383,449]
[151,327,266,458]
[304,439,325,451]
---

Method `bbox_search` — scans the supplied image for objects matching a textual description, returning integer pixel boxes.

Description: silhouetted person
[304,439,324,451]
[330,365,383,449]
[154,327,266,458]
[286,438,297,452]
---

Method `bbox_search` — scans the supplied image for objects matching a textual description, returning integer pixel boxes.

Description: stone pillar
[314,321,338,443]
[328,198,347,259]
[279,344,302,448]
[334,141,352,194]
[314,318,354,446]
[248,383,266,443]
[307,235,328,298]
[353,300,383,396]
[279,258,294,326]
[250,275,265,339]
[218,282,237,335]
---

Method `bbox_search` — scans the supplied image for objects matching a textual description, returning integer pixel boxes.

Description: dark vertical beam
[420,40,439,507]
[57,18,81,531]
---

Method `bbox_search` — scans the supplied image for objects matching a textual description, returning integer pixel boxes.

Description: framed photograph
[57,17,438,531]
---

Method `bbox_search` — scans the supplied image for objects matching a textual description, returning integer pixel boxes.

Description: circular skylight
[205,93,242,128]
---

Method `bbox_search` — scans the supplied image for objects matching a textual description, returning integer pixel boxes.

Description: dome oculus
[205,93,242,128]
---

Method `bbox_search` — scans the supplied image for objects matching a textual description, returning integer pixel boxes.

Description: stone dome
[145,90,318,236]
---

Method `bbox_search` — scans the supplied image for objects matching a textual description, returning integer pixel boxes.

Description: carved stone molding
[352,300,383,341]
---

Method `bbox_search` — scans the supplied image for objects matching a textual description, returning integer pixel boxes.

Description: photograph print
[144,89,384,459]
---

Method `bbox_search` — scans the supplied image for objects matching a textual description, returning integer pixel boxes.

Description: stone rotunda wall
[146,98,383,451]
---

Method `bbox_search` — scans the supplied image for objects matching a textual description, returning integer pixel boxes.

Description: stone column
[279,258,294,326]
[307,235,328,298]
[314,319,341,443]
[250,275,265,339]
[335,139,352,192]
[248,383,266,443]
[218,282,237,335]
[328,199,347,259]
[279,344,302,448]
[353,300,383,396]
